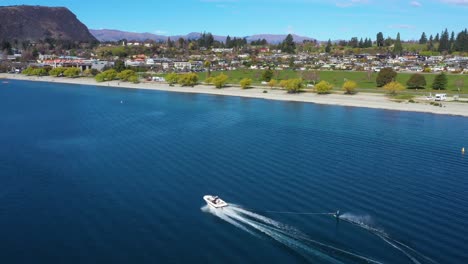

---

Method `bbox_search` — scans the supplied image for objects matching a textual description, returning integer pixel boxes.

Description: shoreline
[2,73,468,117]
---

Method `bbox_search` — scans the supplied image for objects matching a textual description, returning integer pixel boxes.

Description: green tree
[315,80,333,94]
[438,29,450,53]
[213,73,229,88]
[128,75,140,84]
[63,67,81,78]
[342,80,357,94]
[432,72,448,90]
[419,32,428,44]
[325,39,332,53]
[166,72,179,86]
[281,34,296,54]
[240,78,252,89]
[393,33,403,55]
[376,68,397,87]
[22,66,35,75]
[262,69,274,82]
[406,73,426,89]
[95,69,117,82]
[49,67,67,77]
[285,79,303,93]
[383,81,405,95]
[117,69,137,81]
[32,68,48,76]
[178,73,199,87]
[114,60,126,72]
[376,32,384,47]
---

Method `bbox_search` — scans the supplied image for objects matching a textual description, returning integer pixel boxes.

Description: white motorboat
[203,195,228,208]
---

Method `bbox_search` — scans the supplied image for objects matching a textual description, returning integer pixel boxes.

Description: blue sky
[1,0,467,40]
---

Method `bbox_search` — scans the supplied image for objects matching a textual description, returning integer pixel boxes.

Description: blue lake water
[0,80,467,263]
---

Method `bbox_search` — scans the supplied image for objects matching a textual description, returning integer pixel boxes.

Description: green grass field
[196,70,468,94]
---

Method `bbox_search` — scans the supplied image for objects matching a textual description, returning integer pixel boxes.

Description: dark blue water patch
[0,80,467,263]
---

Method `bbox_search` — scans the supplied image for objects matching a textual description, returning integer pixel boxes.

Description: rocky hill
[0,5,97,42]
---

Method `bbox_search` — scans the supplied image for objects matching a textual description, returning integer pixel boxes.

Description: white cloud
[410,1,422,7]
[440,0,468,5]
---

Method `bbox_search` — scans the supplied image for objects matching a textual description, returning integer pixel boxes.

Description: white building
[174,61,192,70]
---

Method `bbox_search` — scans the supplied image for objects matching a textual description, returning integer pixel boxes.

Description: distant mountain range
[0,5,315,45]
[90,29,316,44]
[0,5,96,42]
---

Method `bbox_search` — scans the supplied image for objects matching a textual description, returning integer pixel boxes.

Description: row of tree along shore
[18,63,464,98]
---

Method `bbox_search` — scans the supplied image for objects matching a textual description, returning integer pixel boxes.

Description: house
[174,61,192,70]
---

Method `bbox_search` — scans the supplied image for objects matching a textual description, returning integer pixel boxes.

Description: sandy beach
[2,73,468,117]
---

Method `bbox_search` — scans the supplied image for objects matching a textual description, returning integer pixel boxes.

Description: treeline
[166,32,249,50]
[418,29,468,53]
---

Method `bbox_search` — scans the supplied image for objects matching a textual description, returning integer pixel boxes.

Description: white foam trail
[230,205,304,236]
[203,205,385,263]
[340,213,437,264]
[378,234,422,264]
[339,213,387,235]
[201,205,256,236]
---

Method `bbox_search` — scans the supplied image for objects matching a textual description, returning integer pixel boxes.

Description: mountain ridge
[90,29,316,44]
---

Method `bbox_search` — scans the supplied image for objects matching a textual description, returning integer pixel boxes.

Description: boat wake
[339,213,438,264]
[202,204,382,264]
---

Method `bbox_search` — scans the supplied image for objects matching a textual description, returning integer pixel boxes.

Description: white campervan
[434,94,447,101]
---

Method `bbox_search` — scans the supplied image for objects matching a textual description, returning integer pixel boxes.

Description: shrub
[342,80,357,94]
[406,73,426,89]
[22,67,35,75]
[315,80,333,94]
[279,80,289,89]
[205,77,214,85]
[178,73,199,87]
[166,72,179,86]
[376,67,397,87]
[213,73,229,88]
[49,67,67,77]
[267,79,277,88]
[285,79,303,93]
[32,68,48,76]
[240,78,252,89]
[117,69,137,82]
[128,75,140,84]
[95,69,117,82]
[383,81,405,95]
[63,67,81,78]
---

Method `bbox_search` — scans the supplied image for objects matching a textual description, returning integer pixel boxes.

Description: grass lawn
[195,69,468,95]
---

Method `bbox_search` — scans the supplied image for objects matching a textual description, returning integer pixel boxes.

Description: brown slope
[0,5,97,42]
